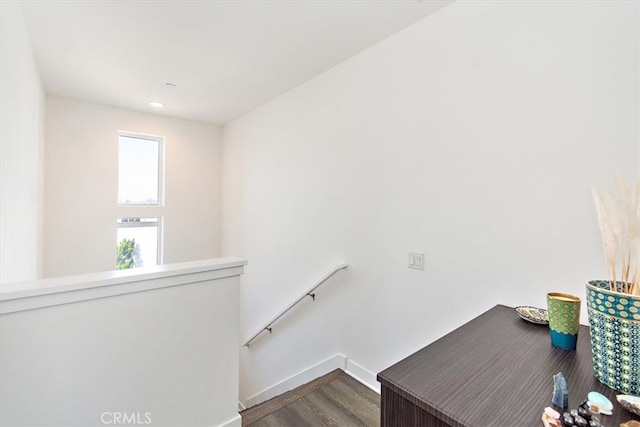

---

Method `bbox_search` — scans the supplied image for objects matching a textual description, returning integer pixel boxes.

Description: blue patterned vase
[586,280,640,396]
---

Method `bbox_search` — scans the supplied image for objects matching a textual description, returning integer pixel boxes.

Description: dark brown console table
[377,305,639,427]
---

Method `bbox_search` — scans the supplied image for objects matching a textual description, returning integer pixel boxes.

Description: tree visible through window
[116,238,140,270]
[116,218,160,269]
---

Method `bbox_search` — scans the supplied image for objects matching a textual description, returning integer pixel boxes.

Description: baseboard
[344,357,381,394]
[243,353,381,408]
[216,414,241,427]
[238,401,246,412]
[245,354,347,408]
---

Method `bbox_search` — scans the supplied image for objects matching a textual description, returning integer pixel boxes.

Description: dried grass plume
[592,175,640,295]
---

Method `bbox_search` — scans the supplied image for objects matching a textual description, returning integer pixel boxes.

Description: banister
[243,263,348,347]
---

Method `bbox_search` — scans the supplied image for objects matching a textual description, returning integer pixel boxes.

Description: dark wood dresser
[377,304,639,427]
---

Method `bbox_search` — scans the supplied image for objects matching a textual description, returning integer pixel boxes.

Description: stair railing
[243,263,348,347]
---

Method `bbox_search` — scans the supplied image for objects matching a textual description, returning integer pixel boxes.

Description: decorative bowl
[515,306,548,325]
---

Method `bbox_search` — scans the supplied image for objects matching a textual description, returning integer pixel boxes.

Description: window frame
[116,217,163,268]
[117,131,165,206]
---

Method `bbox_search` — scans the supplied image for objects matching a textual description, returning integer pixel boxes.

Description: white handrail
[243,263,348,347]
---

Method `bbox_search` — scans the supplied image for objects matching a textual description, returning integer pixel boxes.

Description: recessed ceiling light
[149,101,164,108]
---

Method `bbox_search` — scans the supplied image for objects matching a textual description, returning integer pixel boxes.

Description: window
[116,132,164,270]
[118,132,164,205]
[116,218,161,270]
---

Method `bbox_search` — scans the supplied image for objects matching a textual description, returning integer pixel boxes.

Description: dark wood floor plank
[318,375,380,426]
[241,369,343,426]
[327,374,380,406]
[243,370,380,427]
[246,413,288,427]
[251,402,325,427]
[301,386,368,426]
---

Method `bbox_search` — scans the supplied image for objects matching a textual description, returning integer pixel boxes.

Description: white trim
[216,414,241,427]
[238,401,246,412]
[0,257,246,314]
[345,357,381,394]
[244,354,347,408]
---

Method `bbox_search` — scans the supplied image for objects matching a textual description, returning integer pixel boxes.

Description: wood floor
[241,369,380,427]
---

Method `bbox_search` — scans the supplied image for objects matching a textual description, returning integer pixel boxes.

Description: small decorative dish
[617,395,640,416]
[515,306,548,325]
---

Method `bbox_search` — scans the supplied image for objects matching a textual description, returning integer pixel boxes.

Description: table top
[377,304,640,427]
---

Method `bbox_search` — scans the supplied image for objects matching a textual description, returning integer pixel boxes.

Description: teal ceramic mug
[546,292,581,350]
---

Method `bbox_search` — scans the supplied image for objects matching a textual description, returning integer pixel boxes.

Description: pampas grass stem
[592,176,640,296]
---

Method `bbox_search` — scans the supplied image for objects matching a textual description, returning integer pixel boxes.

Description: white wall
[0,1,45,284]
[44,96,223,277]
[223,0,640,403]
[1,259,243,427]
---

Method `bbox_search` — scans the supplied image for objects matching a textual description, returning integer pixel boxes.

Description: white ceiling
[21,0,452,125]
